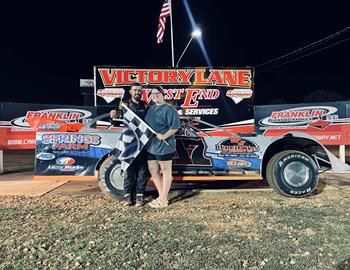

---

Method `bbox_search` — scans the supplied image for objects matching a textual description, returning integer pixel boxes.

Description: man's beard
[133,94,141,101]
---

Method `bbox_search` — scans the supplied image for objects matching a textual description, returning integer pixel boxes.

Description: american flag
[157,0,171,44]
[114,106,154,175]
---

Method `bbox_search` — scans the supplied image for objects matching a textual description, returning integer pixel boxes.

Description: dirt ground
[1,184,349,270]
[1,149,350,269]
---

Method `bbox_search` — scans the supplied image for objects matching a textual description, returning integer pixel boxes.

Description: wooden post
[339,144,346,163]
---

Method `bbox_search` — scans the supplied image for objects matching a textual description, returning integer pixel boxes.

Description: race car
[34,113,350,199]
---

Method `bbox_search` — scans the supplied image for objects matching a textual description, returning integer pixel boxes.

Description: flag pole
[169,0,175,67]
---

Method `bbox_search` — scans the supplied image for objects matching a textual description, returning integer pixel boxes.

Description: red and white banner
[255,102,350,145]
[0,103,96,150]
[94,66,255,130]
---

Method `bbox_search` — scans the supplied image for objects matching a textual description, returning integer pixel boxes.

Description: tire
[266,150,318,197]
[98,155,125,200]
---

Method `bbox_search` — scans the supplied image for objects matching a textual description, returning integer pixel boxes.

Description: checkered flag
[114,106,154,175]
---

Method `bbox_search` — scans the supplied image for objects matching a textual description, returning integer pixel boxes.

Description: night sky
[1,1,349,106]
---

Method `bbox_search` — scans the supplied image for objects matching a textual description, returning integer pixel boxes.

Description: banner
[254,101,350,145]
[94,66,255,130]
[0,103,97,150]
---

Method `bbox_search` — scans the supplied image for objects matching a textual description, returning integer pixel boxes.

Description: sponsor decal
[313,135,342,141]
[47,165,84,172]
[10,127,33,132]
[226,89,253,104]
[39,123,61,131]
[227,159,252,168]
[56,157,75,165]
[36,152,55,161]
[259,106,338,126]
[97,88,125,103]
[41,133,101,151]
[215,139,260,157]
[9,109,92,128]
[7,139,35,145]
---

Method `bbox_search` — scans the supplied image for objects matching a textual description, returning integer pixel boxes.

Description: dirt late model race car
[34,114,350,199]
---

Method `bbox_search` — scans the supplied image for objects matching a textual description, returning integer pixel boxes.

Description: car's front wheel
[98,155,125,200]
[266,150,319,197]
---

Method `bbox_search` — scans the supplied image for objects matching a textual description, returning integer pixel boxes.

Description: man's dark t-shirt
[125,99,147,119]
[124,99,147,119]
[110,99,147,125]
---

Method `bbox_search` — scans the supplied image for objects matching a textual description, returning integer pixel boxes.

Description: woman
[144,86,180,208]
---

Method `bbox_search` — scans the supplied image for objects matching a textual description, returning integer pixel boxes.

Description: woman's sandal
[148,198,169,208]
[148,198,159,207]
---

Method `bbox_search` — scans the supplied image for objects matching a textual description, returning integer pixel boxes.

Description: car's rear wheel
[98,155,125,200]
[266,150,319,197]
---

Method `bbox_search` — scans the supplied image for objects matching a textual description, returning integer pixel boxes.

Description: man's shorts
[147,152,174,161]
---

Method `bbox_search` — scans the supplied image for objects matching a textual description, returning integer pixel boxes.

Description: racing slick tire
[266,150,319,197]
[98,155,125,200]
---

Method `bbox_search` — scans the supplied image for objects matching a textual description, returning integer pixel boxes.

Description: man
[110,83,148,206]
